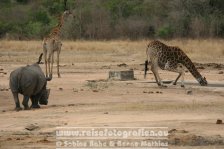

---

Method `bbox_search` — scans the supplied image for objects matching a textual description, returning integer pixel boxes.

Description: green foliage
[26,22,42,37]
[105,0,144,22]
[218,22,224,37]
[42,0,64,15]
[0,22,12,37]
[31,10,50,24]
[0,0,11,4]
[0,0,224,39]
[156,26,173,39]
[16,0,29,4]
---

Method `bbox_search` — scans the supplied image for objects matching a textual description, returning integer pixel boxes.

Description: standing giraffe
[43,10,72,78]
[144,40,207,87]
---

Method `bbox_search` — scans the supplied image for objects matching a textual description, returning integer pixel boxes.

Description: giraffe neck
[181,54,202,81]
[48,13,65,38]
[57,14,65,29]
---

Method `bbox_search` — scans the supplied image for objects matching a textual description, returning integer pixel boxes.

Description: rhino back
[10,64,46,96]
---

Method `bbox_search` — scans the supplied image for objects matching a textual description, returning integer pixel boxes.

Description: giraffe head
[197,76,208,86]
[63,10,73,19]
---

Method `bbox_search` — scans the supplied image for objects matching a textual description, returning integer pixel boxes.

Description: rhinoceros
[9,53,52,111]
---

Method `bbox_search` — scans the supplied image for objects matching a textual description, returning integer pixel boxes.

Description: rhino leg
[30,97,40,109]
[22,96,30,110]
[12,92,22,111]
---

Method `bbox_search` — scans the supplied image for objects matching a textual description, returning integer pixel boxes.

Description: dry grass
[0,39,223,64]
[166,39,224,62]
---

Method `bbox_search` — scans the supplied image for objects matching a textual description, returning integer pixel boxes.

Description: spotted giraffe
[144,40,207,87]
[43,10,73,78]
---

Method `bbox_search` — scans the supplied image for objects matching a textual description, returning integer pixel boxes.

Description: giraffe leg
[151,61,164,87]
[151,64,159,85]
[165,62,185,87]
[43,44,48,77]
[173,73,181,85]
[50,52,54,78]
[173,72,185,87]
[180,70,185,87]
[175,64,185,87]
[45,58,48,77]
[47,53,52,78]
[57,44,62,78]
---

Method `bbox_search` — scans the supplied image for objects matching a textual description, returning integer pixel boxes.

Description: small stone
[2,110,6,112]
[6,138,12,141]
[197,66,205,69]
[80,89,84,91]
[68,104,75,106]
[117,63,128,67]
[43,137,48,141]
[64,123,68,125]
[218,71,223,74]
[73,88,78,92]
[104,112,109,114]
[216,119,223,124]
[25,124,39,131]
[59,88,63,91]
[101,66,110,69]
[92,89,99,92]
[186,90,193,95]
[168,129,177,133]
[126,83,133,85]
[178,130,188,133]
[65,111,68,113]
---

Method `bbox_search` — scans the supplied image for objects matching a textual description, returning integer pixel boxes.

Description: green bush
[26,21,42,38]
[1,0,224,39]
[31,10,50,24]
[16,0,28,4]
[156,26,173,38]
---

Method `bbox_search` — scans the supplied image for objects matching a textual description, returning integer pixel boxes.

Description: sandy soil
[0,41,224,149]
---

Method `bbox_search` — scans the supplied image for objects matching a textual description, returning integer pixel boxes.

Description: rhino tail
[37,53,43,64]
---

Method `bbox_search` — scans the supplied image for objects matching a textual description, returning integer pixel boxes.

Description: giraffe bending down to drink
[43,10,72,78]
[144,40,207,87]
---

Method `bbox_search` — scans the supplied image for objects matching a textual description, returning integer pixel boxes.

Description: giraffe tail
[181,54,208,86]
[37,53,43,64]
[144,60,148,79]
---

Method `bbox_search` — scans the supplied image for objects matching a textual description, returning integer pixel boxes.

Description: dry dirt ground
[0,40,224,149]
